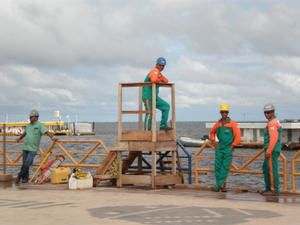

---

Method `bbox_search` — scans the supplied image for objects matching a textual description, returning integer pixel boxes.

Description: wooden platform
[120,130,176,142]
[111,140,177,152]
[120,174,181,186]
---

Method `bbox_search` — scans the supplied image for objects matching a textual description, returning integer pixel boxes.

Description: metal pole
[3,124,6,174]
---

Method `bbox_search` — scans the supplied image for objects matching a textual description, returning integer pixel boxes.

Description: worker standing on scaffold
[142,57,172,131]
[210,104,241,192]
[261,104,282,196]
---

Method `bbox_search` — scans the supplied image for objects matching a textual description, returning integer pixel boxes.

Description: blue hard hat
[156,57,167,66]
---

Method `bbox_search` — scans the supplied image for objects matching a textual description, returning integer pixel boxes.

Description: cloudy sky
[0,0,299,122]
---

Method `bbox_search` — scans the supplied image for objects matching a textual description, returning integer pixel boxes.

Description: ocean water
[1,121,299,191]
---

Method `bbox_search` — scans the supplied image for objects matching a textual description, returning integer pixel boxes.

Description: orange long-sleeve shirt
[148,68,168,83]
[265,118,282,154]
[210,120,241,147]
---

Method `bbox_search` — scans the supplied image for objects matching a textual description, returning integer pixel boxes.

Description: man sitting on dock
[262,104,282,196]
[142,57,171,131]
[15,110,56,184]
[210,104,241,192]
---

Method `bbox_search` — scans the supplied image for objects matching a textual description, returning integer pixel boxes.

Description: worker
[15,110,57,184]
[210,104,241,192]
[261,104,282,196]
[142,57,171,131]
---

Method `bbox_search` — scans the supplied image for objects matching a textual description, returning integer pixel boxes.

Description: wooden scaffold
[96,82,182,188]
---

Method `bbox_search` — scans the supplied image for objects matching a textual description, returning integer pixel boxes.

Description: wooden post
[151,83,157,142]
[171,84,176,139]
[117,151,123,188]
[0,123,13,182]
[291,159,296,193]
[138,152,143,174]
[3,124,6,174]
[151,149,157,188]
[281,153,288,192]
[138,87,143,130]
[172,150,176,175]
[118,83,123,142]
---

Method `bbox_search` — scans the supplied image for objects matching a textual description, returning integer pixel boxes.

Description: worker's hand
[210,140,217,148]
[266,151,272,158]
[230,145,234,150]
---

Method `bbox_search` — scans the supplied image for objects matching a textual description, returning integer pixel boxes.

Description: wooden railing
[0,139,109,182]
[193,141,288,192]
[291,150,300,192]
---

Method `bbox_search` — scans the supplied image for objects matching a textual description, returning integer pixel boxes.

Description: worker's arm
[149,69,168,83]
[149,69,160,83]
[231,121,241,148]
[266,121,279,157]
[160,74,169,83]
[210,122,220,147]
[16,132,26,143]
[46,131,58,142]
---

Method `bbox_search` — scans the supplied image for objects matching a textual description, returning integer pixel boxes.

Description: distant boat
[179,137,206,147]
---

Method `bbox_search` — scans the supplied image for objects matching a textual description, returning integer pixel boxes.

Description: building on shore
[206,120,300,144]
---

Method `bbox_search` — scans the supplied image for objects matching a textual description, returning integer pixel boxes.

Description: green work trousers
[215,147,233,189]
[143,97,170,130]
[263,151,280,193]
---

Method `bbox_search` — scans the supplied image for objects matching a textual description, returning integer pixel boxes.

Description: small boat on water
[179,137,207,147]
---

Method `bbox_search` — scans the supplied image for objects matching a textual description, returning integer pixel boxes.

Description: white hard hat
[264,103,275,112]
[30,109,39,117]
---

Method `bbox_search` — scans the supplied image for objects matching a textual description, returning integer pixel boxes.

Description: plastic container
[51,167,71,184]
[68,172,93,190]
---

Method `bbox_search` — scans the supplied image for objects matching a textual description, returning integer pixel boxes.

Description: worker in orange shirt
[262,104,282,196]
[142,57,171,130]
[210,104,241,192]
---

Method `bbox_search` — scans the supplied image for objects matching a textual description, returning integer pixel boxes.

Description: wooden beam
[121,175,151,185]
[138,87,143,130]
[172,151,177,175]
[120,82,174,88]
[154,175,181,186]
[152,83,157,142]
[120,130,176,141]
[118,83,123,142]
[171,84,176,140]
[127,141,177,152]
[117,151,123,188]
[121,110,151,115]
[152,151,157,188]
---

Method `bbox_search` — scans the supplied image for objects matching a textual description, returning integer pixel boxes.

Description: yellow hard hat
[220,103,230,111]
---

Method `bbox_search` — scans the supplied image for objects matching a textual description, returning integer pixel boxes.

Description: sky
[0,0,299,122]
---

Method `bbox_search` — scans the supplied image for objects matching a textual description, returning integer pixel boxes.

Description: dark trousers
[18,150,36,181]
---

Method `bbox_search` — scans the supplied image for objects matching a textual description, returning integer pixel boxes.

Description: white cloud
[0,0,299,121]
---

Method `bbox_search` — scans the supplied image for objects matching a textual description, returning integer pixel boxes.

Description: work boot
[220,183,227,192]
[213,187,220,192]
[22,178,29,184]
[221,188,228,192]
[160,126,173,131]
[260,190,273,196]
[15,175,21,185]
